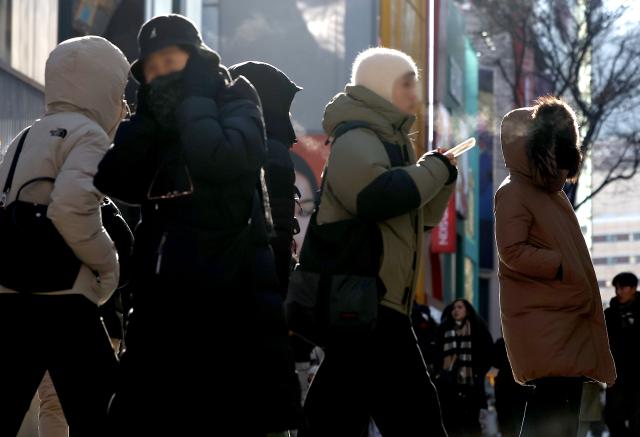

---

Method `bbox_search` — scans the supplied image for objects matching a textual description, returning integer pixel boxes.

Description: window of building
[146,0,174,17]
[0,0,10,63]
[148,1,219,51]
[593,256,632,265]
[1,0,57,84]
[201,0,219,50]
[73,0,121,35]
[613,256,630,264]
[593,233,631,243]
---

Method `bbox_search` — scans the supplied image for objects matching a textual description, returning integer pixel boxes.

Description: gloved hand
[422,149,458,185]
[182,49,225,99]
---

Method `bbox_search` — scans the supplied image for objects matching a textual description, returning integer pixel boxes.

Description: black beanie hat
[130,14,219,83]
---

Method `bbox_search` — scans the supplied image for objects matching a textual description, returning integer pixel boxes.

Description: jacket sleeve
[94,115,158,205]
[494,188,562,279]
[48,128,119,286]
[423,183,455,228]
[327,129,452,222]
[175,95,266,182]
[101,198,134,288]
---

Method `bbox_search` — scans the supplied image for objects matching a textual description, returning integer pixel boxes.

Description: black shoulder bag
[0,128,82,292]
[285,121,388,347]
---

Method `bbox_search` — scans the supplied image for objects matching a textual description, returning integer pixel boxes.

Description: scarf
[442,319,474,386]
[147,71,185,128]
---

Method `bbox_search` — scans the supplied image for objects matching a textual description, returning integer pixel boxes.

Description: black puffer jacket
[229,61,301,298]
[605,293,640,387]
[95,75,266,291]
[94,52,301,432]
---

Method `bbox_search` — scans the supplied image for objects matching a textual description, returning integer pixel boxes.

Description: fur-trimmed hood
[500,100,580,192]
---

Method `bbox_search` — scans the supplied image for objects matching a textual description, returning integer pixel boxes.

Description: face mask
[147,71,185,128]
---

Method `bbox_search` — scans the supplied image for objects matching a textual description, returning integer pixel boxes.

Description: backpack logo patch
[50,128,67,139]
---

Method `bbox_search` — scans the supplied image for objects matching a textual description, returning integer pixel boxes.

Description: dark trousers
[0,294,118,437]
[109,282,274,436]
[520,377,583,437]
[495,381,529,437]
[605,383,640,437]
[439,385,485,437]
[299,305,447,437]
[496,394,528,437]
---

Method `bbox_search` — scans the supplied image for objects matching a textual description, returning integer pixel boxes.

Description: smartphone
[445,138,476,157]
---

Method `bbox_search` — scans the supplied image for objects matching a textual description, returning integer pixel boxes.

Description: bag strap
[0,128,31,208]
[319,121,373,200]
[15,177,56,202]
[330,121,372,144]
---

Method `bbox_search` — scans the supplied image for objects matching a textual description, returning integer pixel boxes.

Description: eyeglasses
[123,100,132,120]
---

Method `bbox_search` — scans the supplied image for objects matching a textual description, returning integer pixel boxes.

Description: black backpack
[285,121,407,346]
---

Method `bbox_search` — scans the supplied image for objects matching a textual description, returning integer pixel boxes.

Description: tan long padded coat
[494,107,616,386]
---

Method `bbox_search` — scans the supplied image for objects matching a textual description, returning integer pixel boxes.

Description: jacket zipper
[155,232,168,275]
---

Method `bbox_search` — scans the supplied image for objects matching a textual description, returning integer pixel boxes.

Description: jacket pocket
[553,261,592,313]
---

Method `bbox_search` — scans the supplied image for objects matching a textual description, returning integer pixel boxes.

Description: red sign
[431,193,457,253]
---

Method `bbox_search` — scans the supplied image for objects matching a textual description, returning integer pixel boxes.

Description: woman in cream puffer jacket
[0,36,129,437]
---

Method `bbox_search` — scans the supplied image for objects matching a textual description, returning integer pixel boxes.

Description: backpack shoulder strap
[0,128,31,208]
[332,121,410,167]
[327,121,372,145]
[315,121,375,208]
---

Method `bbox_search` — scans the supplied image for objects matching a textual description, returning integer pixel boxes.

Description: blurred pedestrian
[435,299,493,436]
[296,47,457,437]
[0,36,128,437]
[492,337,528,437]
[228,60,304,429]
[494,96,616,437]
[411,302,440,373]
[94,14,299,436]
[604,272,640,436]
[229,61,302,298]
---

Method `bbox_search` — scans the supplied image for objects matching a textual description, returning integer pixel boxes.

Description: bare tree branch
[469,0,640,209]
